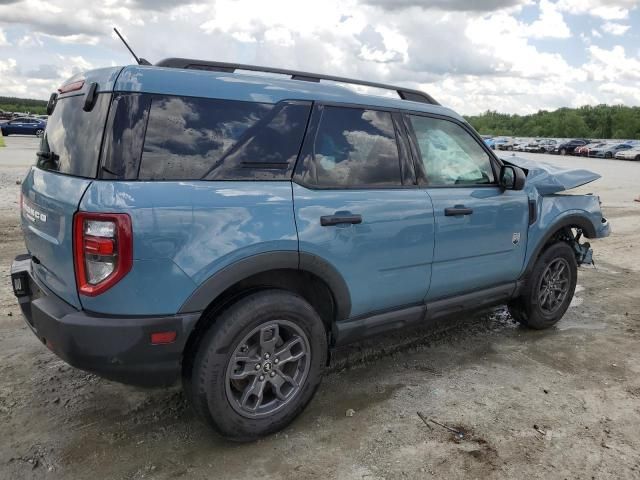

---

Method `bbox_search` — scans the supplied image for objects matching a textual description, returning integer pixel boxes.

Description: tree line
[0,96,47,115]
[465,105,640,140]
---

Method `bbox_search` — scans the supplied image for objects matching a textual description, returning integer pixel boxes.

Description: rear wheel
[509,242,577,330]
[605,152,612,159]
[35,129,44,137]
[185,290,327,441]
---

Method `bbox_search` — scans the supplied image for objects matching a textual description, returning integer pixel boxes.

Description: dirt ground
[1,136,639,479]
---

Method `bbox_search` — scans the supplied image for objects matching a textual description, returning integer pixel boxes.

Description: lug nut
[264,353,270,359]
[274,358,279,364]
[259,375,265,381]
[255,364,261,370]
[270,371,276,377]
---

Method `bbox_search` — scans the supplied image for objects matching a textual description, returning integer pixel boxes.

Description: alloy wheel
[537,258,571,315]
[225,320,311,418]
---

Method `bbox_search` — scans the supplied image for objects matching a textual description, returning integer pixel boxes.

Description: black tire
[605,152,612,159]
[560,148,567,155]
[509,242,577,330]
[635,155,640,162]
[185,289,327,441]
[507,146,513,151]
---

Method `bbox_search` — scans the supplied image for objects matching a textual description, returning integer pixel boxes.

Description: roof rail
[155,58,439,105]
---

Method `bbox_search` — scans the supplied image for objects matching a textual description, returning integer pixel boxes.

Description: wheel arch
[522,213,596,279]
[178,252,351,360]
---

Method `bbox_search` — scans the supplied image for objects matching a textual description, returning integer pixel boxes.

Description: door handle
[320,214,363,226]
[445,206,473,216]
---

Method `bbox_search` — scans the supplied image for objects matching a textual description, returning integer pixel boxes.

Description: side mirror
[499,165,526,191]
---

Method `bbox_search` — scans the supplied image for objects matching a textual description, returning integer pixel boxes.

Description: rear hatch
[21,68,120,308]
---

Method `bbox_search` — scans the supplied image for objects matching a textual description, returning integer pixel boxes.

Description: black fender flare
[178,251,352,321]
[522,214,596,278]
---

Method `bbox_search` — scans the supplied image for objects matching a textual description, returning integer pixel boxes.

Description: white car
[614,146,640,161]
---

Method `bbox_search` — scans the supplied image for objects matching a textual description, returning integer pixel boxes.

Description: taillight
[73,212,132,296]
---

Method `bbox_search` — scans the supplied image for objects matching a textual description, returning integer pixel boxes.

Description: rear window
[37,93,110,178]
[138,96,311,181]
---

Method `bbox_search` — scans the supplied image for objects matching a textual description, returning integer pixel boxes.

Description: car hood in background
[502,156,601,195]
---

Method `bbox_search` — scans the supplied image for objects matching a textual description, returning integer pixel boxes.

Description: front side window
[301,106,401,188]
[408,115,495,186]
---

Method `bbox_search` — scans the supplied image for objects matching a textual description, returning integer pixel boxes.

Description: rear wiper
[36,151,58,160]
[36,150,59,167]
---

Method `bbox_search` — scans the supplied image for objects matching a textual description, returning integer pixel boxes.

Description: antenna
[113,27,151,66]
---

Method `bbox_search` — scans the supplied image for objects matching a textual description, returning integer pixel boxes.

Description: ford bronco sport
[12,58,610,441]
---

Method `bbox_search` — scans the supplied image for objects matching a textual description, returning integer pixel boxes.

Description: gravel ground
[1,136,639,479]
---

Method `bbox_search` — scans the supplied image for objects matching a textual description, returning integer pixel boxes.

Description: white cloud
[556,0,636,20]
[601,22,631,36]
[0,28,9,47]
[527,0,571,39]
[0,0,637,114]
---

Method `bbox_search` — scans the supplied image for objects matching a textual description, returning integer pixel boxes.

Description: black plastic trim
[178,251,352,321]
[333,282,517,346]
[521,214,597,279]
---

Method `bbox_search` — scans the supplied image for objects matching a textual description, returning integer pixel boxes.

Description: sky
[0,0,638,115]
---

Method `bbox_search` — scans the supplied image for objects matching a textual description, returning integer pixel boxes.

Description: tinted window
[100,93,151,180]
[37,93,110,178]
[408,115,495,186]
[301,106,401,188]
[138,96,310,180]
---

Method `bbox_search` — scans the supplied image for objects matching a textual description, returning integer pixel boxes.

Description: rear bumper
[11,254,200,387]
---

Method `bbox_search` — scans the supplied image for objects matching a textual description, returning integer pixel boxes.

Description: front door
[404,114,529,301]
[293,105,435,318]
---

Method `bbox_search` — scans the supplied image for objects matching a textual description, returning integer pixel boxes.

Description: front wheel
[605,152,612,159]
[185,290,327,441]
[560,148,567,155]
[509,242,577,330]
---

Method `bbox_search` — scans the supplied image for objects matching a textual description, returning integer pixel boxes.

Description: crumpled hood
[503,156,601,195]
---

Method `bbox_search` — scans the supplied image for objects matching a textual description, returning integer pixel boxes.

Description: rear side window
[407,115,495,186]
[138,96,311,180]
[300,106,402,188]
[37,93,110,178]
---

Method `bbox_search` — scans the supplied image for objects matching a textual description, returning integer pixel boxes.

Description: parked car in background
[575,142,605,156]
[588,143,633,158]
[553,139,589,155]
[524,139,556,153]
[614,146,640,161]
[498,138,527,151]
[0,110,13,121]
[0,117,47,137]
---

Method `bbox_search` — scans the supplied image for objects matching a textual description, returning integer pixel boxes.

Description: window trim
[402,112,502,189]
[292,102,416,191]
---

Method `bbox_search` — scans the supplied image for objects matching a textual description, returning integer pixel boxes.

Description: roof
[112,64,463,121]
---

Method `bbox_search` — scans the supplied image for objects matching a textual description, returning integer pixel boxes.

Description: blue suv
[11,58,610,441]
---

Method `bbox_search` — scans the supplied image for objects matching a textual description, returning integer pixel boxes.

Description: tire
[560,148,567,155]
[509,242,577,330]
[185,289,328,441]
[35,129,44,137]
[507,146,513,151]
[605,152,612,159]
[635,155,640,162]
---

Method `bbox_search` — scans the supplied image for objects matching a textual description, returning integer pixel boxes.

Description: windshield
[37,93,110,178]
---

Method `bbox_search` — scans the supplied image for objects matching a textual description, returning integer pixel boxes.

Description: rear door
[293,104,435,319]
[404,114,529,301]
[21,90,111,307]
